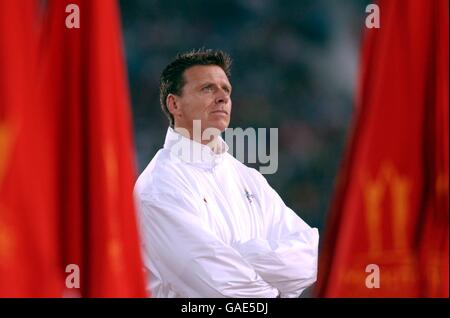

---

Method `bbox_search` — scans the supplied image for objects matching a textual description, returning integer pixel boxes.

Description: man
[134,49,319,298]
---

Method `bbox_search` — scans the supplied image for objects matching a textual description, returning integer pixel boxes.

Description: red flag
[417,0,449,297]
[38,0,147,297]
[316,0,448,297]
[0,0,63,297]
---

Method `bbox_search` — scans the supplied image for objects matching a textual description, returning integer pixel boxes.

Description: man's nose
[215,89,230,104]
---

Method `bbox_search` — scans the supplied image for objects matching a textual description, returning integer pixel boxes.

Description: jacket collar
[163,127,229,169]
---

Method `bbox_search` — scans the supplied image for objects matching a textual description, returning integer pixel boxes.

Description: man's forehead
[183,65,230,84]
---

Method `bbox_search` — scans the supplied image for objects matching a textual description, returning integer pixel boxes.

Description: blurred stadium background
[120,0,371,230]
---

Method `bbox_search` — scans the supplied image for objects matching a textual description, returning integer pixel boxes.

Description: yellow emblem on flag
[0,122,13,186]
[104,143,118,198]
[363,162,411,256]
[0,206,15,269]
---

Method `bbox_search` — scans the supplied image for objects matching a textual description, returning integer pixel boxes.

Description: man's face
[170,65,232,136]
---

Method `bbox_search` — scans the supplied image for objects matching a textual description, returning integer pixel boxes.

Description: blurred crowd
[120,0,371,230]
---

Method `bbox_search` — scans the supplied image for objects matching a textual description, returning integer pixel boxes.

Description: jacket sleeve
[136,190,279,298]
[232,174,319,298]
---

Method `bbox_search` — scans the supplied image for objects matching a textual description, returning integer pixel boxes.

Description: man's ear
[167,94,182,118]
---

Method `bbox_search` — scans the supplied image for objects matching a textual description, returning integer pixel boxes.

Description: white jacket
[134,127,319,298]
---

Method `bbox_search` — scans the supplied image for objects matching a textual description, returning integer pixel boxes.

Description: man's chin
[206,121,229,134]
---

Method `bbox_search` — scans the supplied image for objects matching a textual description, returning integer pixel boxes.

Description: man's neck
[174,125,221,153]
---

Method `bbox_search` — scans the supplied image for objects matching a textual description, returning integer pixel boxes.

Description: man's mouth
[210,110,228,115]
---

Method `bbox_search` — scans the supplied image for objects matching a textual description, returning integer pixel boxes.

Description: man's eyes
[202,86,214,92]
[201,85,231,94]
